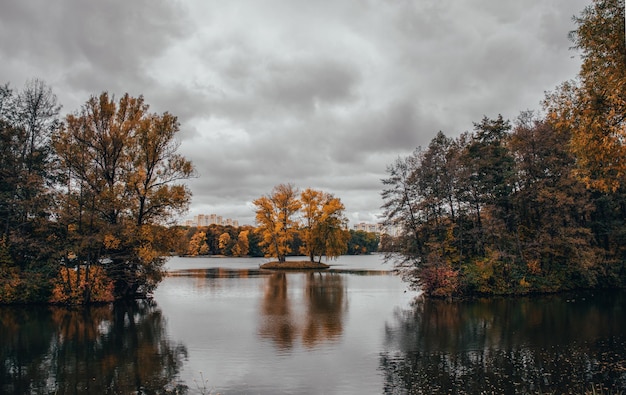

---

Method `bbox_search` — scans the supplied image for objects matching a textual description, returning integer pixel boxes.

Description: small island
[260,260,330,270]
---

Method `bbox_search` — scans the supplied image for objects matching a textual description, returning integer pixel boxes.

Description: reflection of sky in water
[154,255,416,394]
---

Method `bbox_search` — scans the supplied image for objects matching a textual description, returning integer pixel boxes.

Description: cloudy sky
[0,0,589,226]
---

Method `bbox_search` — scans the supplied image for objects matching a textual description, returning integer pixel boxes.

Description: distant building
[185,214,241,227]
[353,222,382,233]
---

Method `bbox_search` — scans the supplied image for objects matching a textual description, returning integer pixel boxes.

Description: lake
[1,255,625,394]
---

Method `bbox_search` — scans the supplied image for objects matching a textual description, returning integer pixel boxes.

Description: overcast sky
[0,0,589,226]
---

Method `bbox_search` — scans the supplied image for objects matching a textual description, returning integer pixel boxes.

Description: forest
[381,0,626,297]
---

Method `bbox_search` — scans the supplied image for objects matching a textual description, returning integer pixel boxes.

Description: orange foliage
[526,259,542,275]
[50,265,115,305]
[420,266,460,298]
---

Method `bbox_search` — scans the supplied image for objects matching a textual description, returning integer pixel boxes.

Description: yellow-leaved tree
[187,231,208,256]
[299,188,349,262]
[231,230,250,257]
[253,184,301,263]
[545,0,626,192]
[218,232,232,255]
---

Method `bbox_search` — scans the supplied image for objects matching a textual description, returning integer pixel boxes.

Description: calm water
[1,255,625,394]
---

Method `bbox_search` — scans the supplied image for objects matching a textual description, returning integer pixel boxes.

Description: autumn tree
[299,188,349,262]
[187,231,209,256]
[53,92,193,302]
[299,188,324,261]
[218,232,232,255]
[231,230,250,257]
[545,0,626,192]
[253,183,301,263]
[540,0,626,290]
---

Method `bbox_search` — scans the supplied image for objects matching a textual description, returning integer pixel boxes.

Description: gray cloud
[0,0,590,226]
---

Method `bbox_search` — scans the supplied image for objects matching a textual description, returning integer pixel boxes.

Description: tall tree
[0,80,60,268]
[382,136,464,296]
[464,116,515,225]
[16,79,62,176]
[546,0,626,192]
[299,188,349,262]
[253,183,301,263]
[381,150,425,269]
[299,188,324,261]
[53,92,193,301]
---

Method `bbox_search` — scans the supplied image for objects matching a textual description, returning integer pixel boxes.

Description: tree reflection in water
[379,292,626,394]
[302,272,345,348]
[0,301,188,394]
[259,272,294,350]
[259,271,347,350]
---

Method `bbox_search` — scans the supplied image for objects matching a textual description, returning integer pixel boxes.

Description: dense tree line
[382,0,626,298]
[178,224,262,257]
[177,216,380,258]
[0,82,193,304]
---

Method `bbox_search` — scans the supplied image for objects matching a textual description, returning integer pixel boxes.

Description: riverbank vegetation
[382,0,626,298]
[0,85,193,304]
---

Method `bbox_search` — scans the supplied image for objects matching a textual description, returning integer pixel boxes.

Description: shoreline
[260,260,330,270]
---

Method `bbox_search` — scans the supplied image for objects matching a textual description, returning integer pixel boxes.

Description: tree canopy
[546,0,626,192]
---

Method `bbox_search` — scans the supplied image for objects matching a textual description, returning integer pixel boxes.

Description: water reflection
[168,267,264,279]
[380,292,626,394]
[303,272,345,347]
[259,271,347,350]
[0,301,187,394]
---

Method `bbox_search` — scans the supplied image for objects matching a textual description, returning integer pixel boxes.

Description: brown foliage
[49,265,114,305]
